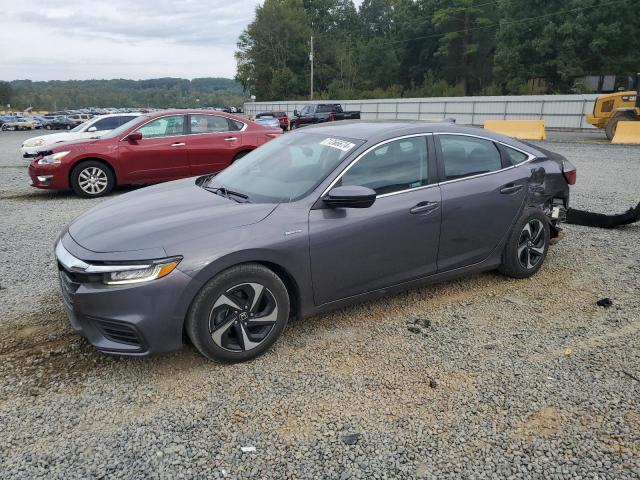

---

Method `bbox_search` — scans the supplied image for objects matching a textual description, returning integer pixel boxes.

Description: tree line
[235,0,640,101]
[0,78,247,112]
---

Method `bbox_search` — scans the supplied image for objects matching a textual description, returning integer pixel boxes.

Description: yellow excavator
[586,74,640,140]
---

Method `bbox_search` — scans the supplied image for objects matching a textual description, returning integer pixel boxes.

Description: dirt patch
[513,406,562,440]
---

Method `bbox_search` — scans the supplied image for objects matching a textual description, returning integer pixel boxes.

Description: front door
[118,114,189,183]
[435,134,528,271]
[309,135,441,305]
[186,114,243,175]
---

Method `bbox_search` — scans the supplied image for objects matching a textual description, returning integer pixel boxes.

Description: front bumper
[585,114,606,129]
[28,161,69,190]
[21,145,40,157]
[56,236,195,356]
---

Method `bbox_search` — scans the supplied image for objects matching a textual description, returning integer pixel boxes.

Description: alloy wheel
[517,219,546,269]
[78,166,108,195]
[208,283,279,352]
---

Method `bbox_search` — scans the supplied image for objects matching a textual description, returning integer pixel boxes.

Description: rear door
[186,114,244,175]
[118,114,189,182]
[435,134,529,271]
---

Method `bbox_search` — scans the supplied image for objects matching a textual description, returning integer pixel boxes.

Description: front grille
[59,270,80,308]
[93,318,144,348]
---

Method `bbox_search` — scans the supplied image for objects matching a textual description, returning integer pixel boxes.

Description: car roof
[298,120,545,156]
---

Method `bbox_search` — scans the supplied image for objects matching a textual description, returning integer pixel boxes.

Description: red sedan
[28,110,281,197]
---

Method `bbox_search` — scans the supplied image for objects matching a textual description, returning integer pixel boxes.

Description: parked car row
[252,104,361,132]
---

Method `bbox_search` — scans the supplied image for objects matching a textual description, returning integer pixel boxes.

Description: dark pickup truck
[290,103,360,129]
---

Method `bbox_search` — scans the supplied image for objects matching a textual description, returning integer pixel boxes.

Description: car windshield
[206,132,364,203]
[100,115,148,139]
[71,120,92,132]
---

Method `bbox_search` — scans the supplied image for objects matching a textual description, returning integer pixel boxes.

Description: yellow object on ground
[484,120,546,140]
[611,121,640,144]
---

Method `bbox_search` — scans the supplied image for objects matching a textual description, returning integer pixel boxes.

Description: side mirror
[126,132,143,142]
[323,185,376,209]
[293,109,299,117]
[87,126,97,132]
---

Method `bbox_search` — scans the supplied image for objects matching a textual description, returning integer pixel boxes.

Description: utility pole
[309,35,314,100]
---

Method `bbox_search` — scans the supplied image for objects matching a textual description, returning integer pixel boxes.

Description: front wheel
[605,114,636,141]
[186,264,290,362]
[499,209,550,279]
[70,161,114,198]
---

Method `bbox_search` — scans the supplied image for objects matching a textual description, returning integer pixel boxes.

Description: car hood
[50,137,104,152]
[68,178,278,253]
[29,131,94,147]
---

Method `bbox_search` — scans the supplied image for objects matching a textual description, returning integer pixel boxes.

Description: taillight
[562,160,577,185]
[328,113,336,121]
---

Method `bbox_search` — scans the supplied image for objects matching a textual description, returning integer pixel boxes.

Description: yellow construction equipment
[484,120,546,140]
[611,121,640,144]
[586,73,640,141]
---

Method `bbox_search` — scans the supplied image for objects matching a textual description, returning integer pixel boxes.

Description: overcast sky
[1,0,266,81]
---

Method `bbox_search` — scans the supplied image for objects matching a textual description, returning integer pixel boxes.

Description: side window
[439,135,502,181]
[92,117,120,131]
[228,119,244,131]
[300,106,313,115]
[137,115,185,138]
[341,137,429,195]
[190,115,230,134]
[502,145,528,165]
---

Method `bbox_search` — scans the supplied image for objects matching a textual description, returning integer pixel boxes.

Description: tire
[70,160,114,198]
[498,208,550,279]
[233,150,250,162]
[605,114,636,141]
[186,263,290,362]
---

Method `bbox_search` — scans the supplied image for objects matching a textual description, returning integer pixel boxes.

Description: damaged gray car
[55,122,576,362]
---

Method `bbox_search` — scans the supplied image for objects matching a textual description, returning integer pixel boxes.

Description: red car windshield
[100,116,148,139]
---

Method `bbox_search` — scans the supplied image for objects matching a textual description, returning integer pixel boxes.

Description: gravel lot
[0,128,638,479]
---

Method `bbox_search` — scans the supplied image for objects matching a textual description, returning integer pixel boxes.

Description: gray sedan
[55,122,576,362]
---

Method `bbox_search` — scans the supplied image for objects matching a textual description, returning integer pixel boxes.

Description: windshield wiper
[204,186,250,203]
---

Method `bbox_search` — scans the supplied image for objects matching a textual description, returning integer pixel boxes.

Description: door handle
[500,184,523,194]
[171,142,185,147]
[224,137,238,142]
[410,201,439,215]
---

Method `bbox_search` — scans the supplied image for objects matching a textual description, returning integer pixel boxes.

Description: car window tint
[439,135,502,181]
[340,137,429,195]
[137,115,185,138]
[300,106,312,115]
[228,119,244,131]
[503,145,528,165]
[190,115,230,134]
[92,117,120,131]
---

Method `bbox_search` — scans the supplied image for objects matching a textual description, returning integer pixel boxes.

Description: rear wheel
[605,114,636,141]
[186,264,290,362]
[499,209,550,279]
[70,161,114,198]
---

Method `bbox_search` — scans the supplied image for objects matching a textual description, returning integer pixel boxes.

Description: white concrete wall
[243,94,600,129]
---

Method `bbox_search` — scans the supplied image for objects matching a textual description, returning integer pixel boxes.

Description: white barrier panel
[244,94,599,129]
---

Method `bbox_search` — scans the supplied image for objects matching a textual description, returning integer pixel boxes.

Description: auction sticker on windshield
[320,138,356,152]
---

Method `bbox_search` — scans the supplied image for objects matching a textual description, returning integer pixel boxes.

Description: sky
[1,0,265,81]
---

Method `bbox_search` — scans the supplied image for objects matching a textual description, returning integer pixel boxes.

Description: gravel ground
[0,128,638,479]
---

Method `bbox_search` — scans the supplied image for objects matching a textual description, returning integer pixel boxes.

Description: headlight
[91,257,182,285]
[38,151,70,165]
[25,138,46,147]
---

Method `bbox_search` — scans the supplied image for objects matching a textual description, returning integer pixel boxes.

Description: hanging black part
[565,202,640,229]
